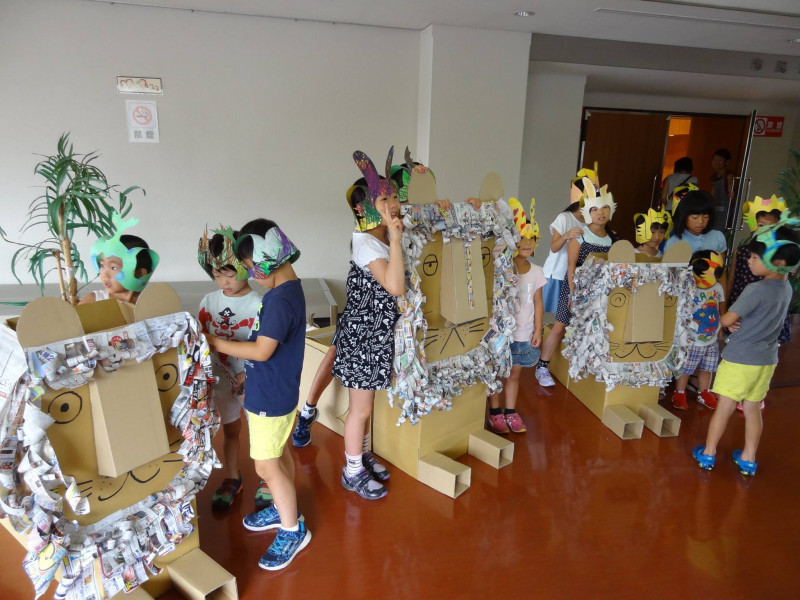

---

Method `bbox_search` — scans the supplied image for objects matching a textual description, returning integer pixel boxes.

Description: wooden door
[582,111,670,244]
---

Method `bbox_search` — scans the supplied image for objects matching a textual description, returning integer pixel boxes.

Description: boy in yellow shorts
[206,218,309,570]
[692,215,800,477]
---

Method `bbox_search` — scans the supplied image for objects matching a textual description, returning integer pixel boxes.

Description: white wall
[0,0,419,303]
[518,69,587,266]
[421,25,531,202]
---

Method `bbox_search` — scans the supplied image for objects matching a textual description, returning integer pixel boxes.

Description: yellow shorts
[246,410,295,460]
[712,360,776,403]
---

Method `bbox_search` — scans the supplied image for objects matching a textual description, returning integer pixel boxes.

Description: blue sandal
[732,450,758,477]
[692,446,716,471]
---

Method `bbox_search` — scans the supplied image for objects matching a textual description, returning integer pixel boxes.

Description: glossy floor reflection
[4,374,800,599]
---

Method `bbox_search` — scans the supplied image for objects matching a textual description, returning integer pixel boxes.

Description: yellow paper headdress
[570,163,599,205]
[671,182,699,215]
[691,250,724,289]
[742,194,787,231]
[579,177,616,222]
[633,208,673,244]
[509,197,539,240]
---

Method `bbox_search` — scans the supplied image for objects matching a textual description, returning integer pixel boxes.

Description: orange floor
[3,372,800,600]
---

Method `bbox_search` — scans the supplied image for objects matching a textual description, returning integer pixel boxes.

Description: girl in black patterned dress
[538,178,618,381]
[332,149,405,500]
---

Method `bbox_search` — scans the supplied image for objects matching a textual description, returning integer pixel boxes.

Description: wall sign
[117,77,162,95]
[125,100,159,143]
[753,116,784,137]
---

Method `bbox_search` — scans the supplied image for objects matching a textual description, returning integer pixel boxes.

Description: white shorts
[213,385,244,425]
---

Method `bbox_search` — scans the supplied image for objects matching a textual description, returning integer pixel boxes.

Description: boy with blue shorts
[206,218,309,570]
[692,216,800,477]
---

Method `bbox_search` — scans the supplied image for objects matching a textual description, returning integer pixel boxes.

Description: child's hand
[437,199,452,211]
[465,197,482,211]
[727,321,741,333]
[566,227,583,240]
[378,202,404,242]
[412,165,428,174]
[532,331,541,348]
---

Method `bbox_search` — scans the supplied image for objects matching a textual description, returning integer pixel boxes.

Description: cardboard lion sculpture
[0,284,237,600]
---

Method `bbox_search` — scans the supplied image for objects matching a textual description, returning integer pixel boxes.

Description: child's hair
[119,234,153,273]
[744,226,800,267]
[347,176,368,213]
[713,148,732,162]
[756,209,782,223]
[691,250,723,281]
[562,201,581,214]
[235,219,279,260]
[208,232,239,274]
[674,156,693,172]
[672,190,716,238]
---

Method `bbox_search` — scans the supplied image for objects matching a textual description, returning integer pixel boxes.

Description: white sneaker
[535,366,555,387]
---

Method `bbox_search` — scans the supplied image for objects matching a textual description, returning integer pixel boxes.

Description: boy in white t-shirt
[198,227,262,510]
[488,199,546,434]
[672,250,725,411]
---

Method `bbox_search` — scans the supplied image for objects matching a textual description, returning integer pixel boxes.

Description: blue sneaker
[292,409,319,448]
[732,450,758,477]
[258,522,312,571]
[692,446,716,471]
[243,503,304,532]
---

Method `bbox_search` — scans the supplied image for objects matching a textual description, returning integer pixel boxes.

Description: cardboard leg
[601,405,644,440]
[417,452,471,498]
[638,403,681,437]
[125,589,155,600]
[167,548,238,600]
[467,429,514,468]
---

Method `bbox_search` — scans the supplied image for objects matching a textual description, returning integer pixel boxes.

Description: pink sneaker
[505,412,527,433]
[488,413,510,434]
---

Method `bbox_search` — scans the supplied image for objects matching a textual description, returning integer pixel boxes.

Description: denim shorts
[510,340,541,368]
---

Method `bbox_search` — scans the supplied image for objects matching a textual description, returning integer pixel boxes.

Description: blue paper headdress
[754,210,800,274]
[90,212,159,292]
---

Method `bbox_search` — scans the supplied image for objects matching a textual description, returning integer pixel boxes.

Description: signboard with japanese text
[753,116,784,137]
[125,100,160,143]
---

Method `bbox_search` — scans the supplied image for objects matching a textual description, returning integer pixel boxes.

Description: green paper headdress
[234,225,300,279]
[754,210,800,274]
[389,147,434,203]
[90,212,159,292]
[197,225,249,281]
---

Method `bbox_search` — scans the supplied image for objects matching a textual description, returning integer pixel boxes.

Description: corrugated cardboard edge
[639,403,681,437]
[468,429,514,468]
[417,452,471,498]
[167,548,238,600]
[123,587,155,599]
[601,405,644,440]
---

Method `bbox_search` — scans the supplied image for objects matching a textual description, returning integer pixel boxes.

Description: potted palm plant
[0,133,143,305]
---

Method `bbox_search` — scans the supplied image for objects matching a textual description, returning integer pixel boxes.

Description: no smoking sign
[125,100,159,143]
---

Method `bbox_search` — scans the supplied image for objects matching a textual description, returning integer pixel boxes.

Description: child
[672,251,725,410]
[692,216,800,477]
[537,178,617,387]
[663,189,727,260]
[80,213,158,305]
[661,156,697,212]
[197,227,262,510]
[540,170,592,318]
[710,148,735,231]
[488,198,545,434]
[331,148,404,500]
[633,208,672,257]
[206,219,310,570]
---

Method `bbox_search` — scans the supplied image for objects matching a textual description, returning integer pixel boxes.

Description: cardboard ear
[608,240,636,263]
[408,170,439,205]
[135,283,182,321]
[16,297,84,348]
[662,240,692,264]
[479,173,504,202]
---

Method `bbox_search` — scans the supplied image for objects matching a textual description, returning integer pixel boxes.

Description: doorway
[581,108,752,247]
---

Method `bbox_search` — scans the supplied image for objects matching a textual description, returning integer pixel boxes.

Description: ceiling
[91,0,800,55]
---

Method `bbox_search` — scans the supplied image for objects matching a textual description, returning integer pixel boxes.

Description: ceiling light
[515,11,533,17]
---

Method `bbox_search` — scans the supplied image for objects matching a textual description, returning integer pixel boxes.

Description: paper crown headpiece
[671,182,699,214]
[742,194,787,232]
[234,225,300,279]
[348,147,397,231]
[90,212,159,292]
[633,208,673,244]
[579,177,616,222]
[754,210,800,274]
[197,225,249,281]
[570,163,599,205]
[691,250,724,289]
[509,197,539,240]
